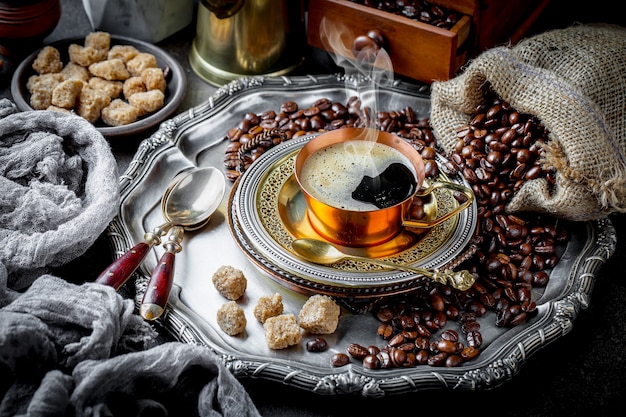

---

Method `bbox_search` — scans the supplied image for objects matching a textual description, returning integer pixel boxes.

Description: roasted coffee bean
[510,312,528,327]
[397,342,417,352]
[388,333,405,347]
[280,101,298,113]
[415,337,430,350]
[415,349,429,365]
[461,320,480,334]
[445,354,464,367]
[306,337,328,352]
[533,271,550,287]
[390,348,408,367]
[427,352,448,366]
[445,305,460,320]
[461,346,480,360]
[347,343,369,359]
[466,331,483,348]
[368,345,381,355]
[409,204,426,221]
[440,329,459,342]
[430,293,445,312]
[376,307,394,323]
[424,159,439,177]
[436,339,457,353]
[415,323,432,338]
[432,312,447,328]
[363,354,380,369]
[403,352,417,367]
[377,351,393,368]
[402,330,418,340]
[377,323,394,339]
[331,353,350,367]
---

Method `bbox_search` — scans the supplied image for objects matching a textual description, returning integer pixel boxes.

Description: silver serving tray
[105,74,617,397]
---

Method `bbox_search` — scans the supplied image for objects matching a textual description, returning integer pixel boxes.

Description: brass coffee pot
[190,0,305,86]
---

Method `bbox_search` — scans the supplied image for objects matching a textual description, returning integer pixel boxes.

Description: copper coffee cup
[294,128,474,247]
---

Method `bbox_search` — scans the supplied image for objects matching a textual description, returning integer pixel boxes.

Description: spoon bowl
[291,238,475,291]
[163,166,226,228]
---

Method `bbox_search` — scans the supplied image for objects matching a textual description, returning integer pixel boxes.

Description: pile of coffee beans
[223,88,570,369]
[348,0,461,30]
[223,96,441,182]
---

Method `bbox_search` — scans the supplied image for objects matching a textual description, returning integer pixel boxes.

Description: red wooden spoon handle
[94,242,151,290]
[140,251,175,321]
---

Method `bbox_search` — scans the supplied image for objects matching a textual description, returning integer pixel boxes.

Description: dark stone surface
[1,1,625,416]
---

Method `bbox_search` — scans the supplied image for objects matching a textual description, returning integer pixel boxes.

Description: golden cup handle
[402,181,475,228]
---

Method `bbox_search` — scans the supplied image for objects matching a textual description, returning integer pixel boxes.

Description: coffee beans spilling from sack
[223,91,569,368]
[431,24,626,221]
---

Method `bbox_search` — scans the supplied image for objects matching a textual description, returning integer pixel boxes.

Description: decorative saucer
[228,133,478,298]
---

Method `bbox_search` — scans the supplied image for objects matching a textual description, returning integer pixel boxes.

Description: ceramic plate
[104,74,617,396]
[10,35,186,138]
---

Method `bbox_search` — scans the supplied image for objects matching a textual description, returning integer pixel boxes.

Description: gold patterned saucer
[228,134,477,298]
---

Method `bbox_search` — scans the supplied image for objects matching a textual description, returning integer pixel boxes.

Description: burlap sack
[430,24,626,221]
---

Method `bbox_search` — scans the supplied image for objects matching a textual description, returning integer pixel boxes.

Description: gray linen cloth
[0,99,261,417]
[0,98,118,291]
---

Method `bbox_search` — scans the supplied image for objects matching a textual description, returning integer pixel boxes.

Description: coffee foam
[299,140,416,211]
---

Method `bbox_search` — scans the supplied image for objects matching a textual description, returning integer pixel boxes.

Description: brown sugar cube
[76,86,111,123]
[88,77,123,100]
[298,294,340,334]
[108,44,140,63]
[216,301,247,336]
[27,73,64,110]
[32,46,63,74]
[84,31,110,61]
[68,44,100,67]
[27,73,64,92]
[122,76,146,98]
[253,293,284,323]
[88,59,130,81]
[60,63,91,82]
[141,67,166,93]
[101,99,139,126]
[263,314,302,350]
[30,90,52,110]
[51,79,83,109]
[212,265,247,300]
[85,31,111,49]
[26,74,39,92]
[46,105,72,113]
[126,52,158,77]
[127,90,164,116]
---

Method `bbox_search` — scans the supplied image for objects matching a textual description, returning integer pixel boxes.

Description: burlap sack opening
[430,24,626,221]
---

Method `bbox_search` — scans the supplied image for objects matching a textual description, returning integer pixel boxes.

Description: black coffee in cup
[298,140,418,211]
[351,162,417,209]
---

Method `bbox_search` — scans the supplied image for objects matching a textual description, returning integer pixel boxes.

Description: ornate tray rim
[104,74,617,397]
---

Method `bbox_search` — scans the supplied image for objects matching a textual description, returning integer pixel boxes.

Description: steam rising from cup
[318,17,395,131]
[317,18,399,195]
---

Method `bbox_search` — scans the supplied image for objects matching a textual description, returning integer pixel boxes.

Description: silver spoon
[139,167,226,321]
[95,167,225,293]
[291,238,475,291]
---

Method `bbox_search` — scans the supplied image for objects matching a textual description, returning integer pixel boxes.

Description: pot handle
[402,181,474,228]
